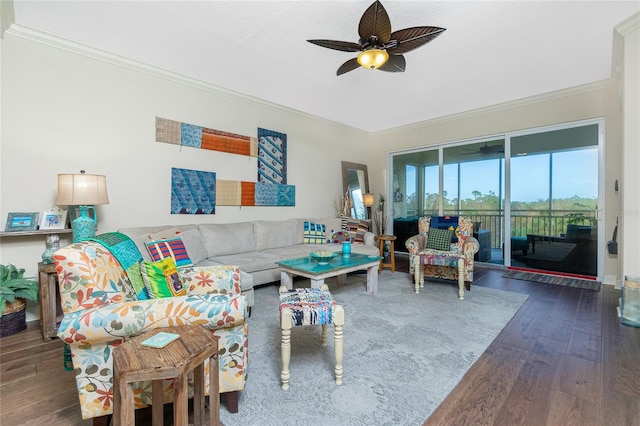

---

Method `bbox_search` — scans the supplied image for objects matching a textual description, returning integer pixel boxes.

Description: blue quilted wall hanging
[171,167,216,214]
[257,128,287,184]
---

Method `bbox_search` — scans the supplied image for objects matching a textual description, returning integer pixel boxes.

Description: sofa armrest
[179,265,242,295]
[363,231,376,246]
[57,293,247,345]
[405,234,426,254]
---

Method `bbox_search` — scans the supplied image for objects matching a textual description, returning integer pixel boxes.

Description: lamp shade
[357,49,389,69]
[363,193,375,207]
[56,173,109,205]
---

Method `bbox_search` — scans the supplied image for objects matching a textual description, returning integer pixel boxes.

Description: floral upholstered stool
[278,285,344,391]
[414,251,466,300]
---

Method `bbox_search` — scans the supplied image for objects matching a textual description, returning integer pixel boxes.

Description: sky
[414,148,598,204]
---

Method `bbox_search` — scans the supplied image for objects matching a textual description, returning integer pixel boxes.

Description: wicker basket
[1,298,27,337]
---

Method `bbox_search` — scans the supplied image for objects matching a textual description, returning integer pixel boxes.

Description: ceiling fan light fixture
[357,48,389,69]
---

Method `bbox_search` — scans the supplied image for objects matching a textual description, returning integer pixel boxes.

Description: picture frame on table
[39,207,68,230]
[4,212,40,232]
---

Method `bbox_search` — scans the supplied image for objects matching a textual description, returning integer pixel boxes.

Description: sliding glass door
[389,120,602,279]
[509,124,599,276]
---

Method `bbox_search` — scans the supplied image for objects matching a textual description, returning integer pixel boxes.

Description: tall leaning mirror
[341,161,370,220]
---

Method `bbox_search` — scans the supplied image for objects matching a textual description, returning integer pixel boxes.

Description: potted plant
[1,264,39,337]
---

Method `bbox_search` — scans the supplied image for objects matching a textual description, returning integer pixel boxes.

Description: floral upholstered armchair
[53,238,248,422]
[405,216,479,299]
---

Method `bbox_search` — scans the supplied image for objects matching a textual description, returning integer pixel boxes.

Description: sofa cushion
[254,219,298,250]
[198,222,256,256]
[146,238,193,268]
[178,228,208,264]
[210,251,281,273]
[140,257,187,298]
[303,221,326,244]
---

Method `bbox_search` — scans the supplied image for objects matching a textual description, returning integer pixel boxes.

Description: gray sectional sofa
[119,217,379,308]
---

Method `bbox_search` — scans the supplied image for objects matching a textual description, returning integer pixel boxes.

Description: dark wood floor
[1,256,638,425]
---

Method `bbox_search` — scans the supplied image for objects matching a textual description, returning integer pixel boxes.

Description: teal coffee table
[276,252,383,294]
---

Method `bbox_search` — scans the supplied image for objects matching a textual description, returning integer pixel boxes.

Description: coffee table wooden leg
[366,265,378,294]
[310,278,325,288]
[173,373,189,426]
[280,307,292,391]
[193,363,205,425]
[209,353,220,426]
[151,379,164,425]
[336,273,346,286]
[334,305,344,386]
[281,271,294,290]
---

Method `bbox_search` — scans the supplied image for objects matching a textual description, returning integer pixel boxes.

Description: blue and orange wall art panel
[257,128,287,184]
[171,168,216,214]
[156,117,258,157]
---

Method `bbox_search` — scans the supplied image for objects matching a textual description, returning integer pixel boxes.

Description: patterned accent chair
[53,241,248,423]
[405,216,479,299]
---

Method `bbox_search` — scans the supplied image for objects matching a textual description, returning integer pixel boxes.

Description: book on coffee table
[141,332,180,348]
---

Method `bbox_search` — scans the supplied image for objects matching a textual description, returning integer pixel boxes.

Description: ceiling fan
[307,0,445,76]
[462,143,505,156]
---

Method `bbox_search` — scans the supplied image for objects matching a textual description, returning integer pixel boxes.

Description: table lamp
[56,171,109,242]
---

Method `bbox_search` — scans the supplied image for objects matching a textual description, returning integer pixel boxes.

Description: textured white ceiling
[9,1,640,132]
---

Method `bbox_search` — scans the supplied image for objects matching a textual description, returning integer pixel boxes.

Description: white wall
[0,33,370,319]
[620,13,640,282]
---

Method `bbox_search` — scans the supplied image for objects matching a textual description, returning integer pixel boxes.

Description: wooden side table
[113,326,220,426]
[375,234,397,273]
[38,262,63,341]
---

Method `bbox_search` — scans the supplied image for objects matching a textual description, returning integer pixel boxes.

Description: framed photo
[4,212,40,232]
[39,207,68,230]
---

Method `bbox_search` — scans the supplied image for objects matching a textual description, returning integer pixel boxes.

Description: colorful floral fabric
[405,216,479,282]
[279,288,336,326]
[53,241,248,420]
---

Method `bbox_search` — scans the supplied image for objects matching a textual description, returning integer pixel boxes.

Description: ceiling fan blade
[387,26,446,54]
[358,0,392,45]
[307,39,362,52]
[337,58,361,76]
[379,54,406,72]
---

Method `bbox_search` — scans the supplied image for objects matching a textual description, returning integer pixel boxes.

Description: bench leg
[280,308,292,391]
[333,305,344,386]
[457,258,465,300]
[413,255,421,294]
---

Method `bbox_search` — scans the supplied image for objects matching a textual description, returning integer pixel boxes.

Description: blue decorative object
[342,241,352,257]
[72,206,97,242]
[170,167,216,214]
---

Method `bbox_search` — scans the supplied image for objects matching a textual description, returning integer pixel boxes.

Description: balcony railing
[439,209,595,250]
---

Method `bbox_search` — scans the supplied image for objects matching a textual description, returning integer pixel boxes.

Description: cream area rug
[220,270,528,426]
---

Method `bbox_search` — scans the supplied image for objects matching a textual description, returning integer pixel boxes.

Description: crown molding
[375,79,615,136]
[615,11,639,35]
[0,0,15,39]
[6,22,368,135]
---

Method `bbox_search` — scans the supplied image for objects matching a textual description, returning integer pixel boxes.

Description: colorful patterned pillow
[303,221,326,244]
[330,230,351,244]
[140,257,187,298]
[426,228,454,251]
[146,238,193,268]
[346,218,370,244]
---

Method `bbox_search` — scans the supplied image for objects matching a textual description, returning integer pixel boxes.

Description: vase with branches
[374,194,387,235]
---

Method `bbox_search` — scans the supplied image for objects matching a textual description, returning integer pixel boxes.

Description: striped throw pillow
[146,238,193,268]
[303,221,326,244]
